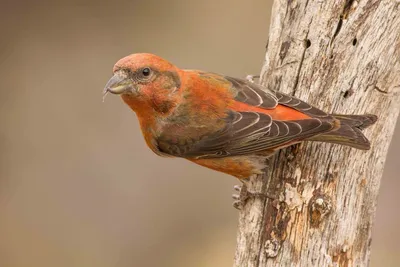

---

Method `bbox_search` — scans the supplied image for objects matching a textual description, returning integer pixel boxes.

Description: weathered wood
[234,0,400,266]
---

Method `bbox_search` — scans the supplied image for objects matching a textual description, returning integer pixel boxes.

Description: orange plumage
[104,53,376,179]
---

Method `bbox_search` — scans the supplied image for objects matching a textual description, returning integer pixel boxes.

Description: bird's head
[103,53,182,114]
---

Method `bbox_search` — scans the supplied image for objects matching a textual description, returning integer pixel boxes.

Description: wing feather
[157,111,334,159]
[225,77,278,109]
[226,76,330,118]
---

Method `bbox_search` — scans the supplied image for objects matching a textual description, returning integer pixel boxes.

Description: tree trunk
[234,0,400,266]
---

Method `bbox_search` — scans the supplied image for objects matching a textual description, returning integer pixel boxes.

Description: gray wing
[157,111,335,159]
[225,76,278,109]
[226,76,330,118]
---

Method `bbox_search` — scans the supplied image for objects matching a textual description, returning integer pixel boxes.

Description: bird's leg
[232,183,277,210]
[245,74,260,83]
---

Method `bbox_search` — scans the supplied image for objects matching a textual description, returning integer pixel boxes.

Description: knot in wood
[309,194,332,228]
[265,238,281,258]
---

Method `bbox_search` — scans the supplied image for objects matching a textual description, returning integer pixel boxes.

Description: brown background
[0,1,399,266]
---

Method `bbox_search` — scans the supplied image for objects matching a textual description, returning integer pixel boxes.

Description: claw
[246,75,260,83]
[231,184,249,210]
[232,200,242,210]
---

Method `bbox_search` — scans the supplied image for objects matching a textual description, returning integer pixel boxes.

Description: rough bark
[234,0,400,266]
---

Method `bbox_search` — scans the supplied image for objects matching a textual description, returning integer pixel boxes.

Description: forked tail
[308,114,377,150]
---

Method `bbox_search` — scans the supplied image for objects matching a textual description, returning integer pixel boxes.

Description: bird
[103,53,376,201]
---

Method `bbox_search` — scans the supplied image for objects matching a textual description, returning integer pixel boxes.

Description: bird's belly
[189,155,269,179]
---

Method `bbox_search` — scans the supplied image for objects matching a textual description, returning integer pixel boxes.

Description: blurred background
[0,1,398,266]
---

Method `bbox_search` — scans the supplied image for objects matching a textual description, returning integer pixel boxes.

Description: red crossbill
[103,53,376,180]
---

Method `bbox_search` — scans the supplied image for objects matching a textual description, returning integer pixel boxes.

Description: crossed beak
[103,73,133,96]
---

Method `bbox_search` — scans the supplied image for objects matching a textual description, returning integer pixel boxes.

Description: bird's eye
[142,68,151,77]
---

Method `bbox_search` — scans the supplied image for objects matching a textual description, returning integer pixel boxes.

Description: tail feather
[307,114,377,150]
[329,114,377,130]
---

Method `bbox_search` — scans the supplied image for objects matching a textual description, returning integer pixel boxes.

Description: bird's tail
[307,114,377,150]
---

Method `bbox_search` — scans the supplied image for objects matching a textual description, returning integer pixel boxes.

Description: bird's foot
[232,184,248,210]
[245,74,260,83]
[232,184,277,210]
